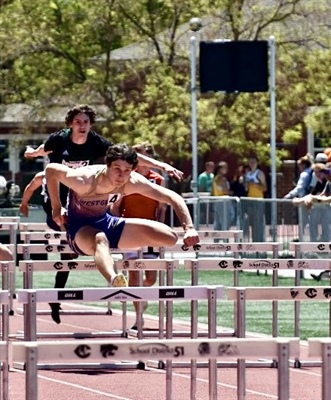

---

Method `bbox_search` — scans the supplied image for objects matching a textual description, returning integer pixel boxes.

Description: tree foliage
[0,0,331,167]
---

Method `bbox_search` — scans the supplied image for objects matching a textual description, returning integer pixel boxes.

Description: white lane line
[14,369,134,400]
[291,368,321,377]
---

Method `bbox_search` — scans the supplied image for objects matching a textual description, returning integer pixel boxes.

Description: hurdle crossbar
[290,242,331,252]
[163,242,281,254]
[17,285,223,341]
[16,260,179,339]
[184,258,331,271]
[12,337,298,400]
[174,229,243,240]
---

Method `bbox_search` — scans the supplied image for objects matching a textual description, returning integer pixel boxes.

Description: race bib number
[62,160,90,169]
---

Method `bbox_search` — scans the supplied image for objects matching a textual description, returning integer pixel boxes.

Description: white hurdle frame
[290,242,331,337]
[0,342,8,400]
[17,259,179,339]
[12,337,299,400]
[18,226,174,325]
[16,285,223,388]
[227,286,331,371]
[185,257,331,336]
[0,221,18,314]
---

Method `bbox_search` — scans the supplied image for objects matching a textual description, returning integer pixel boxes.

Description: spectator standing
[198,161,215,192]
[284,154,313,199]
[309,156,330,242]
[284,154,313,237]
[294,164,331,280]
[230,164,248,227]
[309,153,328,192]
[244,155,267,242]
[211,161,233,230]
[198,161,215,226]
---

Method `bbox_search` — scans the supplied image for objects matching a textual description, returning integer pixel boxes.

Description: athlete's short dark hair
[65,104,97,125]
[105,144,139,169]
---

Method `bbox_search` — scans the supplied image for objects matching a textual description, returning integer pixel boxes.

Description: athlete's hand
[24,145,52,158]
[19,203,29,217]
[164,165,184,182]
[52,207,67,228]
[183,228,200,249]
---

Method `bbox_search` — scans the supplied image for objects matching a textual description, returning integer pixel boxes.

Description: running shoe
[111,273,128,287]
[49,303,62,324]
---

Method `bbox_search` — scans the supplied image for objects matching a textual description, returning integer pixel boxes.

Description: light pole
[189,17,202,228]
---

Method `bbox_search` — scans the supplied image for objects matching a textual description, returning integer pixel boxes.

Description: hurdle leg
[321,342,331,400]
[235,289,246,400]
[165,261,174,399]
[9,224,17,314]
[24,292,37,342]
[158,270,165,339]
[1,264,9,400]
[208,288,217,400]
[190,260,198,400]
[25,344,38,400]
[277,341,290,400]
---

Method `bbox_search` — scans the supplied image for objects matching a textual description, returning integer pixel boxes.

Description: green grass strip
[15,268,331,340]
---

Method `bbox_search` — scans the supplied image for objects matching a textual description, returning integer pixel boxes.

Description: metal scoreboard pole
[269,36,277,240]
[190,34,199,228]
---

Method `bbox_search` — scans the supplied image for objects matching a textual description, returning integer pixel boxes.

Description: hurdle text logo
[100,344,118,357]
[100,289,142,301]
[159,288,184,299]
[218,344,239,356]
[305,288,317,299]
[74,345,91,358]
[130,343,184,357]
[290,288,299,299]
[198,342,210,356]
[58,290,84,300]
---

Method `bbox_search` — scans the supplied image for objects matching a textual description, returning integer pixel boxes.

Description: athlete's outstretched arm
[125,174,199,247]
[136,153,184,181]
[20,171,44,217]
[24,144,52,158]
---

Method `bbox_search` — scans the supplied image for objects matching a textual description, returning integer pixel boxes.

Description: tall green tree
[0,0,330,166]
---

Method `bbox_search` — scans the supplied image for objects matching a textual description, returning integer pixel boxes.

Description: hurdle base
[16,308,113,316]
[129,329,235,338]
[147,359,276,369]
[12,330,127,340]
[12,361,145,371]
[289,358,322,368]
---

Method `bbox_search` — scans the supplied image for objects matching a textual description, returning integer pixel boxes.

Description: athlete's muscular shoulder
[46,163,101,194]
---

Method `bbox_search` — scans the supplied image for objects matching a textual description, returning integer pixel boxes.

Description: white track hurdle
[17,259,179,339]
[308,338,331,400]
[12,337,299,400]
[16,285,223,380]
[0,221,18,313]
[227,286,331,369]
[17,285,222,342]
[0,341,8,400]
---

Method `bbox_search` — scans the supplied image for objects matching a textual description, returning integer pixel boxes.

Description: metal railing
[172,195,329,246]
